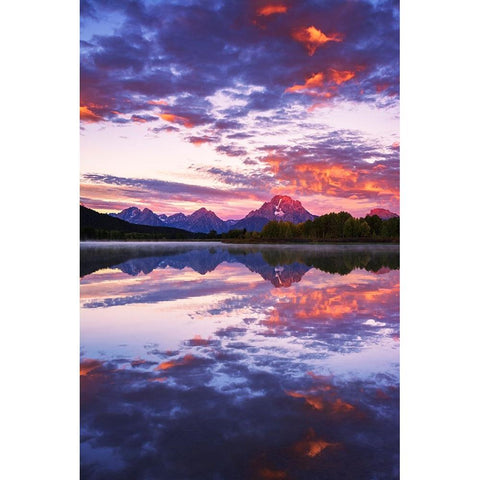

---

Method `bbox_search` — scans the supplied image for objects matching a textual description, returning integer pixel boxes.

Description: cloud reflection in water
[81,242,399,479]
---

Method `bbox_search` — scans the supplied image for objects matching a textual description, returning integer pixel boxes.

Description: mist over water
[81,242,399,479]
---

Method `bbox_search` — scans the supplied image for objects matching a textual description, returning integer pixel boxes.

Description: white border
[3,0,479,478]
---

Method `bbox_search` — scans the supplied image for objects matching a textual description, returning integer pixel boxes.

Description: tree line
[221,213,399,242]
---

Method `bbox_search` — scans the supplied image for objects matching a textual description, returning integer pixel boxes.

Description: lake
[80,241,399,479]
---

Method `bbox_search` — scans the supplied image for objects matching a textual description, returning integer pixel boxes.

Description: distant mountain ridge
[80,205,201,239]
[111,206,232,233]
[111,207,166,227]
[107,196,398,233]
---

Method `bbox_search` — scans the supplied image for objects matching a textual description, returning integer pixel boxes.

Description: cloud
[80,348,399,479]
[80,0,97,20]
[159,113,195,128]
[80,105,104,123]
[81,173,259,203]
[80,358,103,376]
[186,135,219,146]
[214,119,243,131]
[329,68,356,85]
[257,467,288,479]
[285,69,358,98]
[291,26,343,55]
[155,354,198,371]
[81,172,271,220]
[253,129,399,205]
[80,195,142,212]
[215,145,248,157]
[149,125,180,134]
[199,166,271,189]
[227,132,254,139]
[186,335,216,347]
[292,428,340,458]
[148,99,169,106]
[285,72,325,93]
[257,4,288,17]
[131,114,158,123]
[80,0,399,132]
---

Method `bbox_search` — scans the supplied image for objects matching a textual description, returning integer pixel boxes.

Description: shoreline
[80,238,399,246]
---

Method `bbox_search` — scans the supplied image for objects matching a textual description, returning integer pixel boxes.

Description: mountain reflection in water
[81,241,399,281]
[80,242,399,480]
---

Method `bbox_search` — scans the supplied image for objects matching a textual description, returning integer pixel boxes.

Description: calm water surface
[80,242,399,480]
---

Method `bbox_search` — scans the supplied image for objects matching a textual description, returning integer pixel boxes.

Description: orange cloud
[257,467,288,479]
[288,163,359,194]
[155,354,196,371]
[262,156,399,201]
[326,286,395,317]
[80,105,103,123]
[257,4,288,16]
[80,358,103,376]
[292,26,343,55]
[148,99,169,106]
[286,67,358,100]
[286,390,327,411]
[263,309,282,327]
[331,398,355,414]
[287,387,355,415]
[262,155,284,174]
[293,429,340,458]
[285,70,354,96]
[159,113,195,128]
[264,281,399,329]
[285,72,325,93]
[299,163,354,181]
[329,69,356,85]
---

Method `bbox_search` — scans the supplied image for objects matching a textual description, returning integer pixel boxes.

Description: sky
[80,0,399,219]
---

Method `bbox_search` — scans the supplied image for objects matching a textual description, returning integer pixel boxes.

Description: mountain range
[108,195,398,233]
[111,195,317,233]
